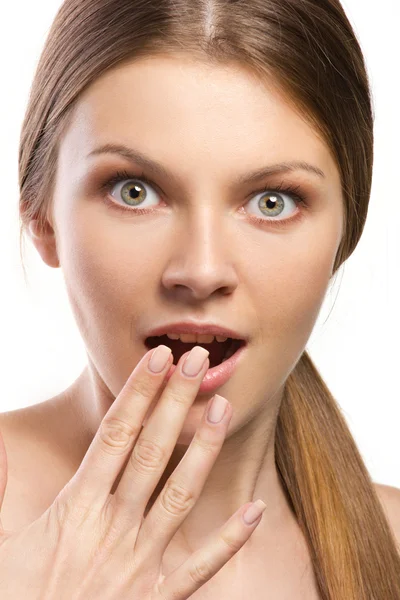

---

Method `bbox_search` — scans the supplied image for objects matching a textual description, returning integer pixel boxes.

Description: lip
[143,320,249,342]
[164,341,247,394]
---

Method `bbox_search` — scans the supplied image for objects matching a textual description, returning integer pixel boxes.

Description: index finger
[62,345,175,510]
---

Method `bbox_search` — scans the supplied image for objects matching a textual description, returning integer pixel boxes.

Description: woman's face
[37,54,343,442]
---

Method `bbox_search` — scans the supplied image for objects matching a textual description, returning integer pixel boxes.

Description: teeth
[160,333,240,366]
[166,333,229,343]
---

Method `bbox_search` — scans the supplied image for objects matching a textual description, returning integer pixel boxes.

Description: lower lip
[165,342,247,394]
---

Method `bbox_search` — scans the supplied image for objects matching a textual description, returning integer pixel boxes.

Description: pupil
[130,186,141,198]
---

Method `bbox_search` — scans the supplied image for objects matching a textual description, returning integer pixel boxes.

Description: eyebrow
[88,143,326,184]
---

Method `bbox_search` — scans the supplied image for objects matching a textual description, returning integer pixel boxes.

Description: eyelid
[100,169,309,203]
[99,168,310,227]
[99,169,163,196]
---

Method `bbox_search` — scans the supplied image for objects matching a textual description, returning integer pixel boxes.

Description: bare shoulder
[374,482,400,545]
[0,405,34,448]
[0,394,66,436]
[0,401,53,450]
[0,402,52,473]
[0,393,89,479]
[0,396,73,482]
[0,398,80,530]
[0,399,51,425]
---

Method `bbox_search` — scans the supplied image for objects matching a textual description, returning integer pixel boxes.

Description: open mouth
[144,336,246,369]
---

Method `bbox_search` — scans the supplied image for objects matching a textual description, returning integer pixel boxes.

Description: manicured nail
[207,394,228,423]
[148,345,172,373]
[243,499,267,525]
[182,346,209,377]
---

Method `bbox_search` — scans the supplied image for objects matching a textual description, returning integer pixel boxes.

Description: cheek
[282,253,331,339]
[252,230,337,347]
[57,212,154,336]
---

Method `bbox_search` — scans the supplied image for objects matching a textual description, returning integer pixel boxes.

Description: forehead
[60,54,338,184]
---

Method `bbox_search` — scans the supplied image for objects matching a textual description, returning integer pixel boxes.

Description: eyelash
[99,169,308,229]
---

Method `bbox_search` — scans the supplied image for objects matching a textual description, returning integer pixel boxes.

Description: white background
[0,1,398,487]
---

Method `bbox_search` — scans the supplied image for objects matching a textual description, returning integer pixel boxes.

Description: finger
[60,345,175,510]
[156,500,266,600]
[112,345,210,518]
[135,393,232,562]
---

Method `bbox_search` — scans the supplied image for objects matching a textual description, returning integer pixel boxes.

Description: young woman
[0,0,399,598]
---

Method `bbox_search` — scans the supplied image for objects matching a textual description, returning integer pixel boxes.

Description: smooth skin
[2,54,344,597]
[1,50,400,600]
[0,345,265,599]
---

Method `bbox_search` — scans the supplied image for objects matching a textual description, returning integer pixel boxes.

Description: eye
[245,182,306,223]
[106,171,160,210]
[100,169,308,226]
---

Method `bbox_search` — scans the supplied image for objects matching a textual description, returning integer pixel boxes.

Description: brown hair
[18,0,400,597]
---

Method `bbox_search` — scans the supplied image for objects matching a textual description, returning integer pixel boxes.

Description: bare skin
[3,53,350,596]
[0,347,314,599]
[0,396,320,598]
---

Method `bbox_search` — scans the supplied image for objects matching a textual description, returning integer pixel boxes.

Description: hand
[0,345,266,599]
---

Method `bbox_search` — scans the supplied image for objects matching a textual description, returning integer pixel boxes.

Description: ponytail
[276,351,400,599]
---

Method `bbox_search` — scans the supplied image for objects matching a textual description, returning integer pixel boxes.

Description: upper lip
[143,320,249,342]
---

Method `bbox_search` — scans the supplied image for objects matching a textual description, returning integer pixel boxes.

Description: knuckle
[168,388,191,406]
[54,494,93,529]
[220,530,242,554]
[193,435,220,456]
[188,557,214,584]
[53,495,70,527]
[99,417,138,455]
[124,376,155,401]
[160,479,194,516]
[130,437,166,473]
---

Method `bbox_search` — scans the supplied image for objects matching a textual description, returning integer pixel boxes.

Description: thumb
[0,427,8,526]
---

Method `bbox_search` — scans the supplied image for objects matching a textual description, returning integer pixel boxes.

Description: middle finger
[112,345,210,515]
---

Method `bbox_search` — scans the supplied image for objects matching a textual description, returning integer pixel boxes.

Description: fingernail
[243,499,267,525]
[148,345,172,373]
[207,394,228,423]
[182,346,209,377]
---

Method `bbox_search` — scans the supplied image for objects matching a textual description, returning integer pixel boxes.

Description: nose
[161,209,239,301]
